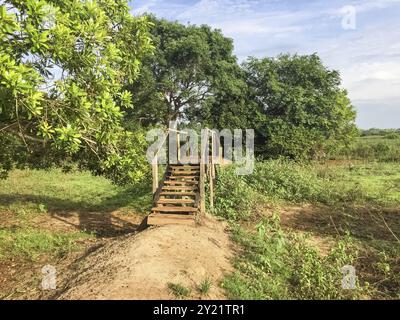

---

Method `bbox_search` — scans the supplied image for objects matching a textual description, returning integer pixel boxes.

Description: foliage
[215,160,400,299]
[167,282,190,298]
[333,136,400,162]
[198,277,212,295]
[360,128,400,137]
[222,215,365,299]
[244,54,358,160]
[213,166,259,220]
[215,160,400,211]
[0,0,153,182]
[244,160,323,203]
[123,16,243,126]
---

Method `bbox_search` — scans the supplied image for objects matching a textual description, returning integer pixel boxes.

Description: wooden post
[152,155,158,196]
[177,132,180,164]
[219,146,223,166]
[209,164,214,209]
[186,134,190,163]
[211,132,215,179]
[200,130,207,215]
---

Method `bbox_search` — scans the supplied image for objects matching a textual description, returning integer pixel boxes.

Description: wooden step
[168,175,198,179]
[160,191,197,196]
[169,170,199,175]
[157,198,195,204]
[170,165,199,168]
[147,213,195,226]
[164,180,197,185]
[170,166,199,169]
[152,206,197,213]
[170,165,200,168]
[162,186,197,191]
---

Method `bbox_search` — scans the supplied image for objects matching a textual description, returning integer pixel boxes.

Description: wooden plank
[170,166,199,169]
[164,180,197,185]
[160,191,197,196]
[177,133,180,163]
[152,160,158,195]
[170,165,200,168]
[209,166,214,209]
[157,198,195,204]
[147,213,195,226]
[152,206,197,212]
[162,185,197,190]
[168,176,198,180]
[169,171,199,175]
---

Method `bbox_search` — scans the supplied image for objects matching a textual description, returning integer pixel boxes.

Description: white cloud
[128,0,400,128]
[131,0,158,15]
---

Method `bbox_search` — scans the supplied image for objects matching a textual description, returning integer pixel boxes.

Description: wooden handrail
[151,127,221,215]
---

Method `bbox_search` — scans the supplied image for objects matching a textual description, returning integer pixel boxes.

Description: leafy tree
[186,60,256,130]
[0,0,153,182]
[244,54,357,159]
[124,17,242,126]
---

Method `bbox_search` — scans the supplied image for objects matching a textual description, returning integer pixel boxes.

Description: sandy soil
[55,216,233,300]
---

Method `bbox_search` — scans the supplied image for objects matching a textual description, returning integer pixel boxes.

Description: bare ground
[52,215,233,300]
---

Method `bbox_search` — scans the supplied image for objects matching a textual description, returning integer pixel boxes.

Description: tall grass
[213,160,400,220]
[214,159,400,299]
[223,215,365,299]
[333,136,400,162]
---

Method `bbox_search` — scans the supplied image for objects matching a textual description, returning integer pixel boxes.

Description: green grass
[213,160,400,216]
[315,162,400,206]
[0,168,153,261]
[0,227,92,261]
[222,215,365,300]
[198,277,212,295]
[167,282,191,298]
[0,169,152,214]
[214,159,400,299]
[333,135,400,162]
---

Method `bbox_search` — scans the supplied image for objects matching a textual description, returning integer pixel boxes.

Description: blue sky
[129,0,400,129]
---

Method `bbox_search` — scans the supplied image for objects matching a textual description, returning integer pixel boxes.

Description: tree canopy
[244,54,357,159]
[0,5,359,183]
[0,0,153,181]
[123,17,243,127]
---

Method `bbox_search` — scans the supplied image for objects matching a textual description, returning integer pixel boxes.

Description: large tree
[0,0,153,182]
[244,54,357,159]
[124,17,242,126]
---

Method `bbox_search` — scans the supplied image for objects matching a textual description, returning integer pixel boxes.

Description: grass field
[0,169,152,298]
[0,157,399,299]
[334,135,400,162]
[214,160,400,299]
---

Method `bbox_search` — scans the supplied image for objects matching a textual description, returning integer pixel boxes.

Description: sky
[129,0,400,129]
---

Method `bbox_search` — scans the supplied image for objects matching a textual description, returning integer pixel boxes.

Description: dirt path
[55,216,233,300]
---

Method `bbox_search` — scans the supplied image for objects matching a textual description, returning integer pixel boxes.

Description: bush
[222,215,367,299]
[244,160,323,202]
[214,159,399,208]
[213,166,258,220]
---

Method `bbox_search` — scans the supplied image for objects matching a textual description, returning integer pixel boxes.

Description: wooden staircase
[147,164,201,226]
[146,126,220,226]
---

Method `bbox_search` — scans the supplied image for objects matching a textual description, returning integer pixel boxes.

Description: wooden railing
[199,128,220,214]
[151,127,221,215]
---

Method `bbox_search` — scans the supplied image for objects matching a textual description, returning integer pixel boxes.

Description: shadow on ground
[0,186,152,237]
[280,204,400,243]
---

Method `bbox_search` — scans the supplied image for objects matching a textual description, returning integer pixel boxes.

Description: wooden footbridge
[147,128,225,226]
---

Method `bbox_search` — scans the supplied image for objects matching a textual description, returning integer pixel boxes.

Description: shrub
[245,160,323,202]
[167,282,190,298]
[213,166,258,220]
[223,215,366,300]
